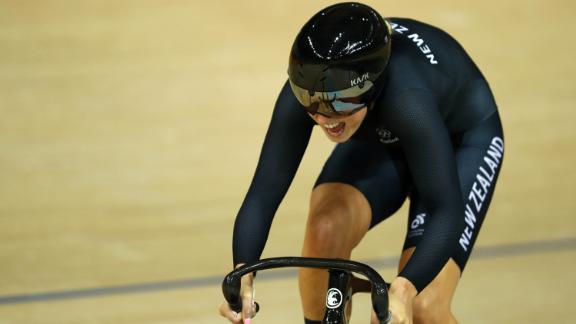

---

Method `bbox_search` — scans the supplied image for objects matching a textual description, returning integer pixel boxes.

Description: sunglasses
[289,80,373,117]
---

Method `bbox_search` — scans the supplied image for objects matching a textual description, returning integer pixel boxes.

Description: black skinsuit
[233,18,504,292]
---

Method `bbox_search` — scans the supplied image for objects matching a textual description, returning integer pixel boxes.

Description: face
[308,104,368,143]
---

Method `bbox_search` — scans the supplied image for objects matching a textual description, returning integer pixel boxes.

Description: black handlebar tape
[221,275,260,314]
[222,257,389,322]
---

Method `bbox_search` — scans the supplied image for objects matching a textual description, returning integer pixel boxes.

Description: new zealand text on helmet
[288,2,391,117]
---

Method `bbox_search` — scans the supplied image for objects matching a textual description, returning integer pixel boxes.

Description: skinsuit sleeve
[385,88,465,292]
[232,81,315,266]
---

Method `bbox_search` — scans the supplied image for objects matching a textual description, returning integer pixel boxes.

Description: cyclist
[219,2,504,323]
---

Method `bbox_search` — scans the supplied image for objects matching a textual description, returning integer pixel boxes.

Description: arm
[385,89,465,293]
[232,81,315,266]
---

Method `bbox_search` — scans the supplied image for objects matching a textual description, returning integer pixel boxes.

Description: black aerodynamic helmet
[288,2,391,117]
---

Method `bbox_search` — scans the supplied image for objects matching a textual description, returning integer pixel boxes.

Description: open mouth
[324,121,346,137]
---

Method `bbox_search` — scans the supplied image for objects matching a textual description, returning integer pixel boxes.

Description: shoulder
[388,17,455,43]
[373,87,441,134]
[387,17,472,72]
[382,18,451,89]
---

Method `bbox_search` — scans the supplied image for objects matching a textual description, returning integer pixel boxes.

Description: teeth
[324,122,340,129]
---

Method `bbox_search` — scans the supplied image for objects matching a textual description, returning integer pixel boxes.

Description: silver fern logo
[376,127,399,144]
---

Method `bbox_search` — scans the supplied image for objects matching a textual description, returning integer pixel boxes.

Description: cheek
[348,120,361,133]
[353,110,368,124]
[348,115,365,127]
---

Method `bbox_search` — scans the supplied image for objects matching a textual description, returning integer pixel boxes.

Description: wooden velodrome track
[0,0,575,323]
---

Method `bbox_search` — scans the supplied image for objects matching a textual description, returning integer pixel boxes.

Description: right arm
[220,81,313,323]
[232,80,314,266]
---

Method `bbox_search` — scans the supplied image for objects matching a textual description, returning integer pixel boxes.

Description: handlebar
[222,257,390,323]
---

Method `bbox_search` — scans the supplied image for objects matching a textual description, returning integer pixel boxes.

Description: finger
[390,312,405,324]
[234,311,244,324]
[241,286,255,319]
[241,299,253,320]
[231,310,243,323]
[218,302,242,323]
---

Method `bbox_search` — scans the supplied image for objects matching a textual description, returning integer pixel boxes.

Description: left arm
[386,89,465,292]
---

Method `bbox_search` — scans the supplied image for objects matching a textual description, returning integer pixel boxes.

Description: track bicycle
[222,257,391,324]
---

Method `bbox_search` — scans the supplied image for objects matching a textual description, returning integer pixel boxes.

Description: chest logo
[376,127,399,144]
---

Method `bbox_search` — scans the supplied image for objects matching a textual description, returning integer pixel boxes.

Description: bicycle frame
[222,257,390,324]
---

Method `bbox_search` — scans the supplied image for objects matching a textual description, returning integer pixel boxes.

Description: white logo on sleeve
[408,213,427,238]
[326,288,343,309]
[411,213,427,229]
